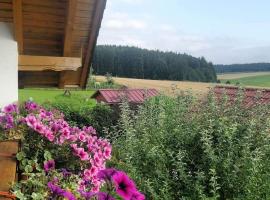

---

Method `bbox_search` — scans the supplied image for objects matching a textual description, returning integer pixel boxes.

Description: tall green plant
[111,93,270,200]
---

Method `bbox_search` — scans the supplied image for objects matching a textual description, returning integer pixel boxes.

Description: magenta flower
[44,129,55,142]
[103,146,112,159]
[48,181,76,200]
[130,191,145,200]
[0,114,14,129]
[112,171,137,200]
[25,101,38,111]
[78,131,87,142]
[61,127,71,139]
[77,148,89,161]
[34,122,44,133]
[44,160,55,172]
[97,168,117,181]
[97,192,115,200]
[25,115,37,128]
[3,104,18,114]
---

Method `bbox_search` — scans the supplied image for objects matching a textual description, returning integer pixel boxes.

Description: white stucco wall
[0,22,18,108]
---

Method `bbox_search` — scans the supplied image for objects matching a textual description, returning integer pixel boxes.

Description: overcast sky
[97,0,270,64]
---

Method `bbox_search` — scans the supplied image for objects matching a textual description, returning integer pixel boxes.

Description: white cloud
[118,0,144,5]
[104,19,146,30]
[98,1,270,64]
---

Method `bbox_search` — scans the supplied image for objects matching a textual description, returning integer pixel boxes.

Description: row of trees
[215,63,270,73]
[92,45,217,82]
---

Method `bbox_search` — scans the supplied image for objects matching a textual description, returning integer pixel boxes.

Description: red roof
[91,89,159,104]
[213,86,270,107]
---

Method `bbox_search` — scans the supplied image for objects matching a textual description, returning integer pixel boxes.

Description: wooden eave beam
[63,0,78,57]
[79,0,107,88]
[18,55,81,71]
[12,0,24,54]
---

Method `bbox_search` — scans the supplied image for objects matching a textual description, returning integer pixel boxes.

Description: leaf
[24,165,33,173]
[16,152,25,161]
[31,192,44,200]
[44,151,52,161]
[13,190,26,200]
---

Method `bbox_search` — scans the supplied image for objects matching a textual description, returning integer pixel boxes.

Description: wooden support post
[61,0,78,88]
[80,0,107,88]
[63,0,77,57]
[12,0,24,54]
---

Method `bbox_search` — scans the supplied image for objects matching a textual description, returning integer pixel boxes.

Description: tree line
[215,63,270,73]
[92,45,217,82]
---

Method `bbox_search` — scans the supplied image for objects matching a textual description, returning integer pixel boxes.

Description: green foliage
[19,89,95,104]
[92,45,217,82]
[110,94,270,200]
[222,74,270,88]
[45,98,117,137]
[87,73,122,90]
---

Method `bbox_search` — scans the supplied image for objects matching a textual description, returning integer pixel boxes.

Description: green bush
[110,93,270,200]
[44,95,118,137]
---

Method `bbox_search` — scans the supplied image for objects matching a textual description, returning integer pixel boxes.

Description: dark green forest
[92,45,217,82]
[215,63,270,73]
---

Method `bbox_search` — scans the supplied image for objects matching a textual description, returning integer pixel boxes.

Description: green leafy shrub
[110,93,270,200]
[45,96,118,137]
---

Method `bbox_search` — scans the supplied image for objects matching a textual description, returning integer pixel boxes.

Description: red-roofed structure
[213,86,270,107]
[91,89,159,105]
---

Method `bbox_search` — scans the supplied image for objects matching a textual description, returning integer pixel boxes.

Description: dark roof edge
[80,0,108,88]
[215,85,270,92]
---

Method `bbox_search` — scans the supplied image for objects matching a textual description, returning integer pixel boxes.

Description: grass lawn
[19,89,96,104]
[221,74,270,88]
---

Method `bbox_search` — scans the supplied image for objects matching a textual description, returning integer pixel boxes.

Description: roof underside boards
[0,0,107,88]
[214,86,270,106]
[0,0,13,23]
[93,89,160,104]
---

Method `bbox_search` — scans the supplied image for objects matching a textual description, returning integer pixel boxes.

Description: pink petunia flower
[3,104,18,114]
[25,115,37,128]
[103,146,112,159]
[44,160,55,172]
[77,148,89,161]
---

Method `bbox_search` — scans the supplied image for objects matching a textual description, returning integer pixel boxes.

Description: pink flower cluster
[3,101,112,193]
[0,104,19,129]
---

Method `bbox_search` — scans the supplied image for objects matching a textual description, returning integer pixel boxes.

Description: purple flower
[1,114,14,129]
[61,168,72,178]
[97,168,117,181]
[48,182,76,200]
[25,115,37,128]
[48,181,64,196]
[112,171,137,200]
[130,191,145,200]
[25,101,38,111]
[79,191,95,200]
[97,192,115,200]
[44,160,55,172]
[62,190,76,200]
[3,104,18,114]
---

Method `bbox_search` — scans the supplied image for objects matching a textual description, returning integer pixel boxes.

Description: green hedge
[110,93,270,200]
[44,95,118,137]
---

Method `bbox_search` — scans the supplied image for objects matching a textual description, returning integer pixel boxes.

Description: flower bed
[0,102,144,200]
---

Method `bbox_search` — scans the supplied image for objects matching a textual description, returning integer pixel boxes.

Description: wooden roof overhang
[0,0,107,88]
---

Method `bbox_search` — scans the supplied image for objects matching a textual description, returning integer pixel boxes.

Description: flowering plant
[0,103,25,140]
[0,102,144,199]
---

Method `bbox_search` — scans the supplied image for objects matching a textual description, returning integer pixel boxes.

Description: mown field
[217,72,270,88]
[18,72,270,103]
[94,76,214,95]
